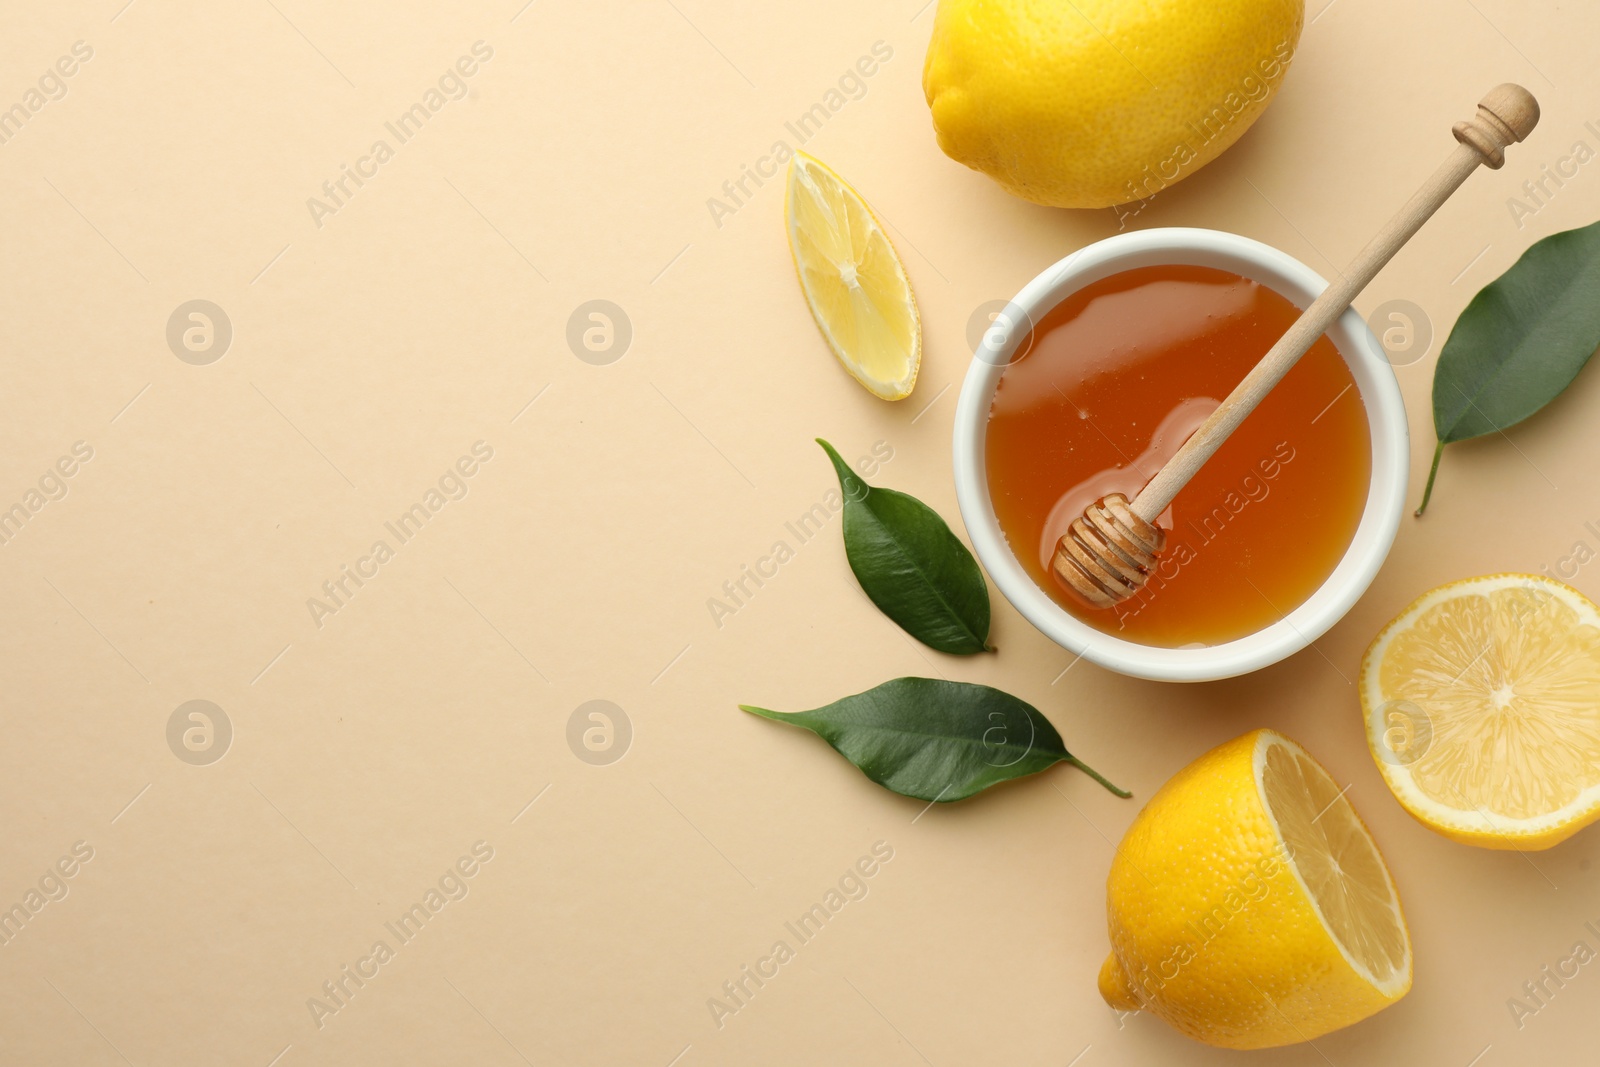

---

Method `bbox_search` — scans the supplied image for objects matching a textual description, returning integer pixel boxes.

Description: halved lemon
[785,152,921,401]
[1361,573,1600,850]
[1100,730,1411,1049]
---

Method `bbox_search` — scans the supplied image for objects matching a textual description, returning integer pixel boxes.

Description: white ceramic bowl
[952,228,1408,682]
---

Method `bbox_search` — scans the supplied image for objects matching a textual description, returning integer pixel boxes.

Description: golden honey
[986,265,1372,647]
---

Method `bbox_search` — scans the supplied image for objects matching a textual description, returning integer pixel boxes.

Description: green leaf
[1418,218,1600,514]
[740,677,1129,802]
[817,438,992,654]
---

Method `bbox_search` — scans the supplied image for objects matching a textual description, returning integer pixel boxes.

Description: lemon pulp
[1259,736,1409,994]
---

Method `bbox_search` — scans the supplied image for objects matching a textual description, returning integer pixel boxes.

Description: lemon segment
[1360,573,1600,850]
[785,152,921,401]
[1099,730,1411,1050]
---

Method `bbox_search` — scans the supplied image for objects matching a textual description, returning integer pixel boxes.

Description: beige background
[1,0,1597,1063]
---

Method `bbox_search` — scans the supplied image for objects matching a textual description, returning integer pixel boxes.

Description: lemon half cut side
[1361,573,1600,850]
[785,152,921,401]
[1258,733,1411,1002]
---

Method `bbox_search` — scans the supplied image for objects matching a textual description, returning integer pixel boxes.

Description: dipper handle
[1128,84,1539,522]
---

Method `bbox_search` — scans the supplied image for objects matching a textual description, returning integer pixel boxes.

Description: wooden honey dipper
[1054,84,1540,608]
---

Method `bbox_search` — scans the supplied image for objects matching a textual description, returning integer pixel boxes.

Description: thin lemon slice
[1100,730,1410,1049]
[785,152,921,401]
[1361,574,1600,850]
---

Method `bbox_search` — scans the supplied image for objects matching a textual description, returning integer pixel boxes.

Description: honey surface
[986,264,1372,647]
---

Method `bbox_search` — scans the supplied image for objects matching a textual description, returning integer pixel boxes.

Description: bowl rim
[951,227,1409,683]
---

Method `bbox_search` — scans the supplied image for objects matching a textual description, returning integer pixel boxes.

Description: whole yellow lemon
[923,0,1304,209]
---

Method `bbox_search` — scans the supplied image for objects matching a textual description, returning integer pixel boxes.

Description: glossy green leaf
[1418,218,1600,514]
[817,439,992,654]
[741,676,1128,802]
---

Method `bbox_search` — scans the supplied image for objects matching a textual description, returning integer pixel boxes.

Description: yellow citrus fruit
[785,152,921,401]
[1360,573,1600,850]
[1100,729,1411,1050]
[923,0,1304,208]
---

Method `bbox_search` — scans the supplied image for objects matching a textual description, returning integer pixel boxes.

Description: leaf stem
[1414,440,1445,517]
[1067,756,1132,798]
